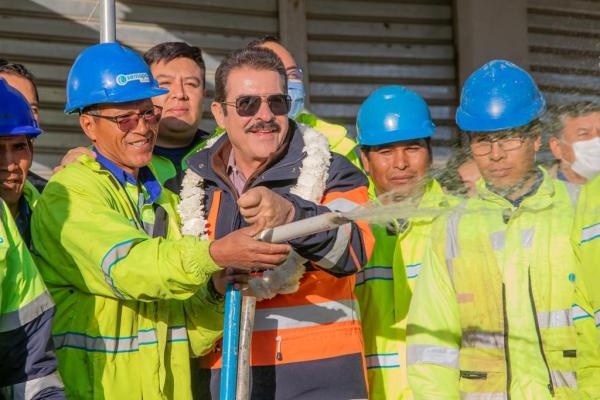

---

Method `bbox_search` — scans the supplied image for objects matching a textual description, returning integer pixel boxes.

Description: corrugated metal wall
[305,0,458,159]
[528,0,600,105]
[0,0,278,167]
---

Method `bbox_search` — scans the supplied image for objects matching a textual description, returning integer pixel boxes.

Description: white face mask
[571,137,600,180]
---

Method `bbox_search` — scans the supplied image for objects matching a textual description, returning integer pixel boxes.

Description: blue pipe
[220,284,242,400]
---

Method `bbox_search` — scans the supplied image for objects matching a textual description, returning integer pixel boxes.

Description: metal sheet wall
[0,0,278,167]
[528,0,600,105]
[305,0,458,159]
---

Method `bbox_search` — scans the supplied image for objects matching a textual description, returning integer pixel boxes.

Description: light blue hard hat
[0,78,42,137]
[64,42,168,113]
[357,85,435,146]
[455,59,546,132]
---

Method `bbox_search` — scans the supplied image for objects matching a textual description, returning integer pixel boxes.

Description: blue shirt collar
[93,147,162,205]
[557,170,569,182]
[506,170,544,207]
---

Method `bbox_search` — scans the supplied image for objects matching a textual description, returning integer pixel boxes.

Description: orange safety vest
[201,190,368,369]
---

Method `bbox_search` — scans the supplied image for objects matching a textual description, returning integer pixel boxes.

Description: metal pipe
[99,0,116,43]
[235,295,256,399]
[256,211,350,244]
[220,284,242,400]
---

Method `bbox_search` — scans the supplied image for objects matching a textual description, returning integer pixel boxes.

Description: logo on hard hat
[115,72,150,86]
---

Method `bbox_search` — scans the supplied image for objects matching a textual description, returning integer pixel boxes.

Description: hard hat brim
[64,86,169,114]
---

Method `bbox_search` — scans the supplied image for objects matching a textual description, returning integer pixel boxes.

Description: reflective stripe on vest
[53,326,188,353]
[355,266,393,286]
[537,308,572,329]
[253,299,359,332]
[100,238,140,299]
[462,331,504,349]
[406,344,459,369]
[551,370,577,388]
[406,263,421,279]
[595,310,600,327]
[0,291,54,333]
[365,353,400,369]
[582,222,600,244]
[0,372,64,400]
[571,304,592,322]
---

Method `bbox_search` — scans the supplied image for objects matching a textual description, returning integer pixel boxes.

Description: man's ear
[359,149,371,176]
[548,136,563,161]
[80,114,97,143]
[211,101,227,129]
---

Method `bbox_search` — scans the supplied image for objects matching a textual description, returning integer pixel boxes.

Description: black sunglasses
[221,94,291,117]
[86,105,162,133]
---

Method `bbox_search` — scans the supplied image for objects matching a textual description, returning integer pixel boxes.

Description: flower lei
[178,124,331,300]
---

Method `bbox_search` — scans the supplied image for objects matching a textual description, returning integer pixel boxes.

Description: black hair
[143,42,206,87]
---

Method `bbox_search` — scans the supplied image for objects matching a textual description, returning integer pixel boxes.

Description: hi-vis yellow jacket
[573,174,600,337]
[355,179,458,399]
[407,170,600,399]
[31,155,224,400]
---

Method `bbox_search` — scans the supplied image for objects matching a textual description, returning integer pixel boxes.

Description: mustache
[245,120,281,134]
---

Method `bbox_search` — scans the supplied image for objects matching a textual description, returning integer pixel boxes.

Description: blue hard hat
[357,85,435,146]
[64,42,168,113]
[0,78,42,137]
[456,59,546,132]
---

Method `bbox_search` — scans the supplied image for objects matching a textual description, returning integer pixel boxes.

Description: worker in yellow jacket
[31,42,290,399]
[354,85,458,399]
[407,60,600,399]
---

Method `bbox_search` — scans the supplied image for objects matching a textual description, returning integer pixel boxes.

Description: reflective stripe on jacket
[0,198,64,399]
[356,179,457,399]
[407,169,600,399]
[188,122,373,398]
[31,156,224,400]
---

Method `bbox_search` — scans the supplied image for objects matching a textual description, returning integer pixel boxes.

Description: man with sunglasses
[184,46,373,399]
[247,36,362,171]
[30,42,291,399]
[407,60,600,399]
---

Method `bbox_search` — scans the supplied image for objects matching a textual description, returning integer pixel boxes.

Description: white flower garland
[178,124,331,300]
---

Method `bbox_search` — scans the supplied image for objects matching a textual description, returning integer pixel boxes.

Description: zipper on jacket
[527,269,555,396]
[275,336,283,361]
[501,284,512,400]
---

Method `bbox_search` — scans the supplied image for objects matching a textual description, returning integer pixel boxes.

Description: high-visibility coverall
[407,170,600,399]
[0,197,64,399]
[356,179,457,399]
[573,174,600,336]
[31,154,225,400]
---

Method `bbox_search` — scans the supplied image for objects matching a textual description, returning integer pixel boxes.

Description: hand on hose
[209,218,291,270]
[238,187,295,228]
[211,267,251,295]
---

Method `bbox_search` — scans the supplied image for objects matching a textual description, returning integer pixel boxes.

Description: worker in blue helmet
[0,78,43,249]
[354,85,459,399]
[31,42,290,399]
[407,59,600,399]
[0,78,65,399]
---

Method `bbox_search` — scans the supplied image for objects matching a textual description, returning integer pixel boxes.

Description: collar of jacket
[187,120,306,192]
[475,166,554,211]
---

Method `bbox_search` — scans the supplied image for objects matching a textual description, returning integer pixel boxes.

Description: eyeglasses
[221,94,291,117]
[470,136,526,156]
[287,67,303,81]
[87,105,162,132]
